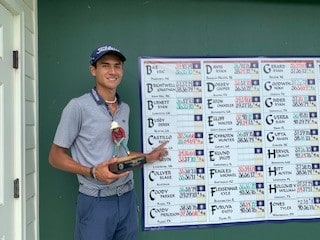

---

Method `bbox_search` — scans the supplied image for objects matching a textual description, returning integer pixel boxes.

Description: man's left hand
[146,141,168,163]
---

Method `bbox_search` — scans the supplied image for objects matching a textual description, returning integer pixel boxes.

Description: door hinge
[14,178,20,198]
[13,50,18,69]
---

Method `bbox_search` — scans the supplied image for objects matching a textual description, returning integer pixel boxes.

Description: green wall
[39,0,320,239]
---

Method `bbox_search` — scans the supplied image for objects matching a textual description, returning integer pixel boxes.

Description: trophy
[109,121,148,173]
[109,154,147,174]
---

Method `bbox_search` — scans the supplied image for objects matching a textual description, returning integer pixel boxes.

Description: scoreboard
[139,57,320,230]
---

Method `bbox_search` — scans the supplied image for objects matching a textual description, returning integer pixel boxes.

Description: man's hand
[93,158,129,184]
[146,141,169,163]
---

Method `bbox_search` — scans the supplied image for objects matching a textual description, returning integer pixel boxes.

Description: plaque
[109,154,147,173]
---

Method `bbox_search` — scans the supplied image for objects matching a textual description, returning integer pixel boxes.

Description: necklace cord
[105,96,117,104]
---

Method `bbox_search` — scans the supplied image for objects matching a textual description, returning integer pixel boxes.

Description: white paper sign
[139,57,320,230]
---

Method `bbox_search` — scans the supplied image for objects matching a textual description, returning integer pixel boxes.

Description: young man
[49,44,168,240]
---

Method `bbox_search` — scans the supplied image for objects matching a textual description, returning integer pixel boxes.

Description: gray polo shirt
[53,88,133,196]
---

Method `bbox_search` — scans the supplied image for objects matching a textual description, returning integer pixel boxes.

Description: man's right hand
[93,158,129,184]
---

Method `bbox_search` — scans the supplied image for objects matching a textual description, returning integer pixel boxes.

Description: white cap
[110,121,120,130]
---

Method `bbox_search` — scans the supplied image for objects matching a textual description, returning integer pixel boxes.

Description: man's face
[90,54,124,91]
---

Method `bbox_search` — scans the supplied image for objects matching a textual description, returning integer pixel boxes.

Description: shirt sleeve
[53,99,82,148]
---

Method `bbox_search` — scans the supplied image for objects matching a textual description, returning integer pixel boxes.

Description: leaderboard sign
[139,57,320,230]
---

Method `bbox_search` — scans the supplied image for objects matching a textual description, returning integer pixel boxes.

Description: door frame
[0,0,23,239]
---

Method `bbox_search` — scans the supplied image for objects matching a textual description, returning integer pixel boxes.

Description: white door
[0,3,15,240]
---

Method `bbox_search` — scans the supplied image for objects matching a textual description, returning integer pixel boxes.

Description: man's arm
[145,141,169,163]
[130,141,169,163]
[49,144,90,176]
[48,143,129,183]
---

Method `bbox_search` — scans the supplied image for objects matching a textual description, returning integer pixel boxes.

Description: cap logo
[96,45,120,54]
